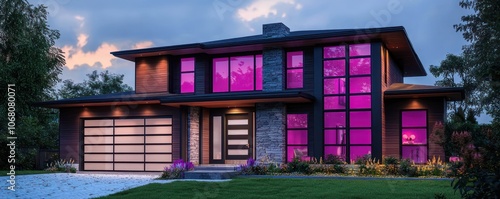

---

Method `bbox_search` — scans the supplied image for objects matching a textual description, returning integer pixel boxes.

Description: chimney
[263,22,290,38]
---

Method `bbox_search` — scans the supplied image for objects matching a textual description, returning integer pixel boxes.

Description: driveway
[1,173,174,199]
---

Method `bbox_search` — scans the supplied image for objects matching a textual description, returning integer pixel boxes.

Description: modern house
[37,23,464,172]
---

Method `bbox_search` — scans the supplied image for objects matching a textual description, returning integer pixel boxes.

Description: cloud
[237,0,302,22]
[132,41,154,49]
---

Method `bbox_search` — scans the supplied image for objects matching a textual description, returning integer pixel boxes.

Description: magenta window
[287,113,308,162]
[350,111,371,128]
[230,56,254,92]
[349,95,371,109]
[350,146,371,162]
[402,110,427,127]
[324,60,345,77]
[401,110,428,164]
[213,58,229,92]
[349,43,370,56]
[324,112,346,128]
[324,129,346,145]
[402,146,427,164]
[286,51,303,89]
[255,55,263,90]
[350,129,371,144]
[324,46,346,58]
[349,58,371,75]
[324,146,346,160]
[180,58,195,93]
[324,78,346,94]
[349,77,371,93]
[324,96,346,110]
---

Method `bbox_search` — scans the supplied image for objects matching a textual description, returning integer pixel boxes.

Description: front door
[209,112,253,164]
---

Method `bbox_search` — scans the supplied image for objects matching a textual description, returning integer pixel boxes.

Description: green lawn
[0,170,57,176]
[99,178,459,199]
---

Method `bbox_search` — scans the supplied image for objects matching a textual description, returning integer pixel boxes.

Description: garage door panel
[146,145,172,153]
[146,126,172,135]
[85,136,113,144]
[85,163,113,170]
[85,145,113,153]
[115,136,144,144]
[145,135,171,144]
[84,154,113,161]
[84,128,113,136]
[146,118,172,125]
[85,120,113,127]
[115,145,144,153]
[114,119,144,126]
[115,127,144,135]
[146,154,172,162]
[146,163,170,171]
[114,154,144,162]
[114,163,144,171]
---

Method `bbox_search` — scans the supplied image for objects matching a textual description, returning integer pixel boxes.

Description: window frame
[211,53,263,93]
[180,57,195,94]
[286,113,309,162]
[286,51,304,89]
[400,109,428,164]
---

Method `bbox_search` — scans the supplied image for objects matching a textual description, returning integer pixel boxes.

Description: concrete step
[194,165,238,171]
[184,170,239,179]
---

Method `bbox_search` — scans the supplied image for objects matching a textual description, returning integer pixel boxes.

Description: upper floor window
[180,57,195,93]
[212,55,262,93]
[286,51,303,89]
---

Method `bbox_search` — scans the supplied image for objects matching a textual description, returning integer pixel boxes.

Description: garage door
[83,117,173,171]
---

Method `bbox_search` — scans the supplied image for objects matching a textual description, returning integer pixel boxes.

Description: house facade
[37,23,464,171]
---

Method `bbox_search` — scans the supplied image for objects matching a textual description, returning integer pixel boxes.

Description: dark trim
[313,46,324,160]
[161,91,315,104]
[371,42,382,161]
[399,109,429,164]
[180,106,188,161]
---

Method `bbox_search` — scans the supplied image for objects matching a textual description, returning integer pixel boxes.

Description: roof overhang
[384,83,465,101]
[111,26,425,77]
[160,91,315,108]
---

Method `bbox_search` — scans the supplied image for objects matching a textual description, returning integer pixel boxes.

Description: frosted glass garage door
[83,117,173,171]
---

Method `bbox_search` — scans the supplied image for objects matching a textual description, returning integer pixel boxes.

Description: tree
[0,0,65,169]
[58,70,133,99]
[454,0,500,122]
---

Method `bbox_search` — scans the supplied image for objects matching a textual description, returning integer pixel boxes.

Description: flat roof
[384,83,465,101]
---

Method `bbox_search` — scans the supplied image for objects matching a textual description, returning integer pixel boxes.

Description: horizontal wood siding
[202,108,210,164]
[59,104,181,168]
[195,55,208,94]
[388,55,403,85]
[384,98,446,160]
[135,56,169,93]
[303,47,314,92]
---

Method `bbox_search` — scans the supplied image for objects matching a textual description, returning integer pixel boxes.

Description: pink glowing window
[180,58,195,93]
[286,52,303,89]
[287,130,307,145]
[350,146,371,162]
[324,129,346,145]
[324,46,346,58]
[287,51,303,68]
[324,78,346,94]
[349,43,371,56]
[287,146,309,162]
[324,146,346,160]
[349,58,371,75]
[349,95,371,109]
[350,111,371,127]
[256,55,263,91]
[350,129,371,144]
[402,146,427,164]
[402,128,427,145]
[324,60,345,77]
[349,77,371,93]
[287,114,308,128]
[402,110,427,127]
[324,96,346,110]
[213,58,229,92]
[230,56,254,92]
[324,112,346,128]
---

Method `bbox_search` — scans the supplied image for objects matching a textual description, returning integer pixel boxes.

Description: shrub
[358,158,383,176]
[45,158,76,173]
[417,156,446,177]
[161,159,194,179]
[383,156,399,175]
[398,158,417,177]
[354,154,372,165]
[324,154,345,164]
[287,158,312,174]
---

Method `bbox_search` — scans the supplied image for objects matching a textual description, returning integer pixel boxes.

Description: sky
[29,0,490,123]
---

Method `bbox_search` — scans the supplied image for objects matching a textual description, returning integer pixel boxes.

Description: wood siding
[135,56,169,93]
[202,108,210,164]
[302,47,314,93]
[59,104,181,169]
[384,98,446,160]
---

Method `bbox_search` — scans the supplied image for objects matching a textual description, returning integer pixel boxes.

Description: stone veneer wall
[255,102,286,163]
[188,106,200,165]
[262,48,284,91]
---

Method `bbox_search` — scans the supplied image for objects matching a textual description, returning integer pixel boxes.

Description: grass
[99,178,459,199]
[0,170,58,176]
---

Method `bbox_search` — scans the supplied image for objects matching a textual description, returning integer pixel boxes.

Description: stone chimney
[263,22,290,38]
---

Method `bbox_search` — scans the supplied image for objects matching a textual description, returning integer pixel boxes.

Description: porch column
[187,106,200,165]
[255,102,286,163]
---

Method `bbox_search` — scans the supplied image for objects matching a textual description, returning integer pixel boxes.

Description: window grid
[212,54,263,93]
[180,57,195,93]
[286,51,304,89]
[401,110,428,164]
[286,113,308,162]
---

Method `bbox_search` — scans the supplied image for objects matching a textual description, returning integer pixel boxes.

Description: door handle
[246,144,249,148]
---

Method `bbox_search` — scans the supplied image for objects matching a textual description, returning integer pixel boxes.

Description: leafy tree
[0,0,64,169]
[58,70,133,99]
[454,0,500,122]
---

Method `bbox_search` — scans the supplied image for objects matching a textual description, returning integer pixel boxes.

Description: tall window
[180,58,195,93]
[401,110,427,164]
[212,55,262,92]
[323,43,372,163]
[286,51,303,89]
[286,113,308,162]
